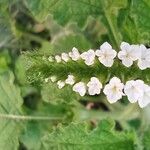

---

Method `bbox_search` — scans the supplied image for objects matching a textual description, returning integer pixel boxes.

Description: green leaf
[0,72,23,150]
[142,127,150,150]
[42,119,136,150]
[25,0,128,49]
[53,34,91,53]
[25,0,102,26]
[25,0,150,47]
[42,83,79,104]
[130,0,150,44]
[20,102,69,150]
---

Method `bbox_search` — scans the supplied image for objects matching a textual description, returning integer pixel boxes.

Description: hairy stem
[0,114,63,121]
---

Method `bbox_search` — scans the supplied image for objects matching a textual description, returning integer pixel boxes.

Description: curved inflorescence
[42,42,150,108]
[48,42,150,70]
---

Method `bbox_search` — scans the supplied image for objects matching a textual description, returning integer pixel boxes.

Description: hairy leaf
[0,72,23,150]
[25,0,128,49]
[42,119,135,150]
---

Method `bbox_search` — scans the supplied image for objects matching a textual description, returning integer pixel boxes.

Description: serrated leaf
[42,119,135,150]
[0,72,24,150]
[25,0,128,49]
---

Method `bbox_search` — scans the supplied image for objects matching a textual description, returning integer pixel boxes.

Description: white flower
[118,42,140,67]
[87,77,102,95]
[69,47,80,61]
[48,56,54,62]
[55,55,62,63]
[95,42,117,67]
[137,45,150,70]
[80,49,95,66]
[61,53,70,62]
[103,77,124,103]
[50,76,57,82]
[138,84,150,108]
[57,80,65,89]
[45,78,49,83]
[73,82,86,96]
[65,75,75,85]
[124,80,144,103]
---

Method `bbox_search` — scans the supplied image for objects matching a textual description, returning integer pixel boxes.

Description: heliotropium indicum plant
[25,41,150,108]
[1,0,150,149]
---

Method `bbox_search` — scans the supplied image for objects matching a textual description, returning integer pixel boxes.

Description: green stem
[0,114,63,121]
[78,103,139,121]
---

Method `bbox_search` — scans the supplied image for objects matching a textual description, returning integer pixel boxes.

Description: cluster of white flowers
[49,42,150,70]
[45,42,150,108]
[118,42,150,69]
[45,74,150,108]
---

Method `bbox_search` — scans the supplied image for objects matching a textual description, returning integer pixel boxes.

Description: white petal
[61,53,69,62]
[95,50,101,57]
[124,80,144,103]
[87,77,102,95]
[65,75,75,85]
[103,77,124,103]
[80,52,87,59]
[122,58,133,67]
[120,42,130,51]
[73,82,86,96]
[118,50,127,60]
[45,78,49,83]
[55,55,62,63]
[50,76,57,82]
[129,45,141,60]
[85,60,95,66]
[106,92,122,103]
[81,49,95,66]
[100,42,112,50]
[99,58,114,67]
[57,80,65,89]
[137,60,149,70]
[109,77,121,84]
[138,85,150,108]
[110,50,117,58]
[69,47,80,61]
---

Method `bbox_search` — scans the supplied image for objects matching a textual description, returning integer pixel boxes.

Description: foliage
[0,71,23,150]
[0,0,150,150]
[42,119,135,150]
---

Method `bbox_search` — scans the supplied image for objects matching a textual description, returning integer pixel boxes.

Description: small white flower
[138,84,150,108]
[95,42,117,67]
[80,49,95,66]
[45,78,49,83]
[65,75,75,85]
[118,42,140,67]
[137,45,150,70]
[103,77,124,103]
[55,55,61,63]
[61,53,70,62]
[73,82,86,96]
[124,80,144,103]
[50,76,57,82]
[69,47,80,61]
[57,80,65,89]
[87,77,102,95]
[48,56,54,62]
